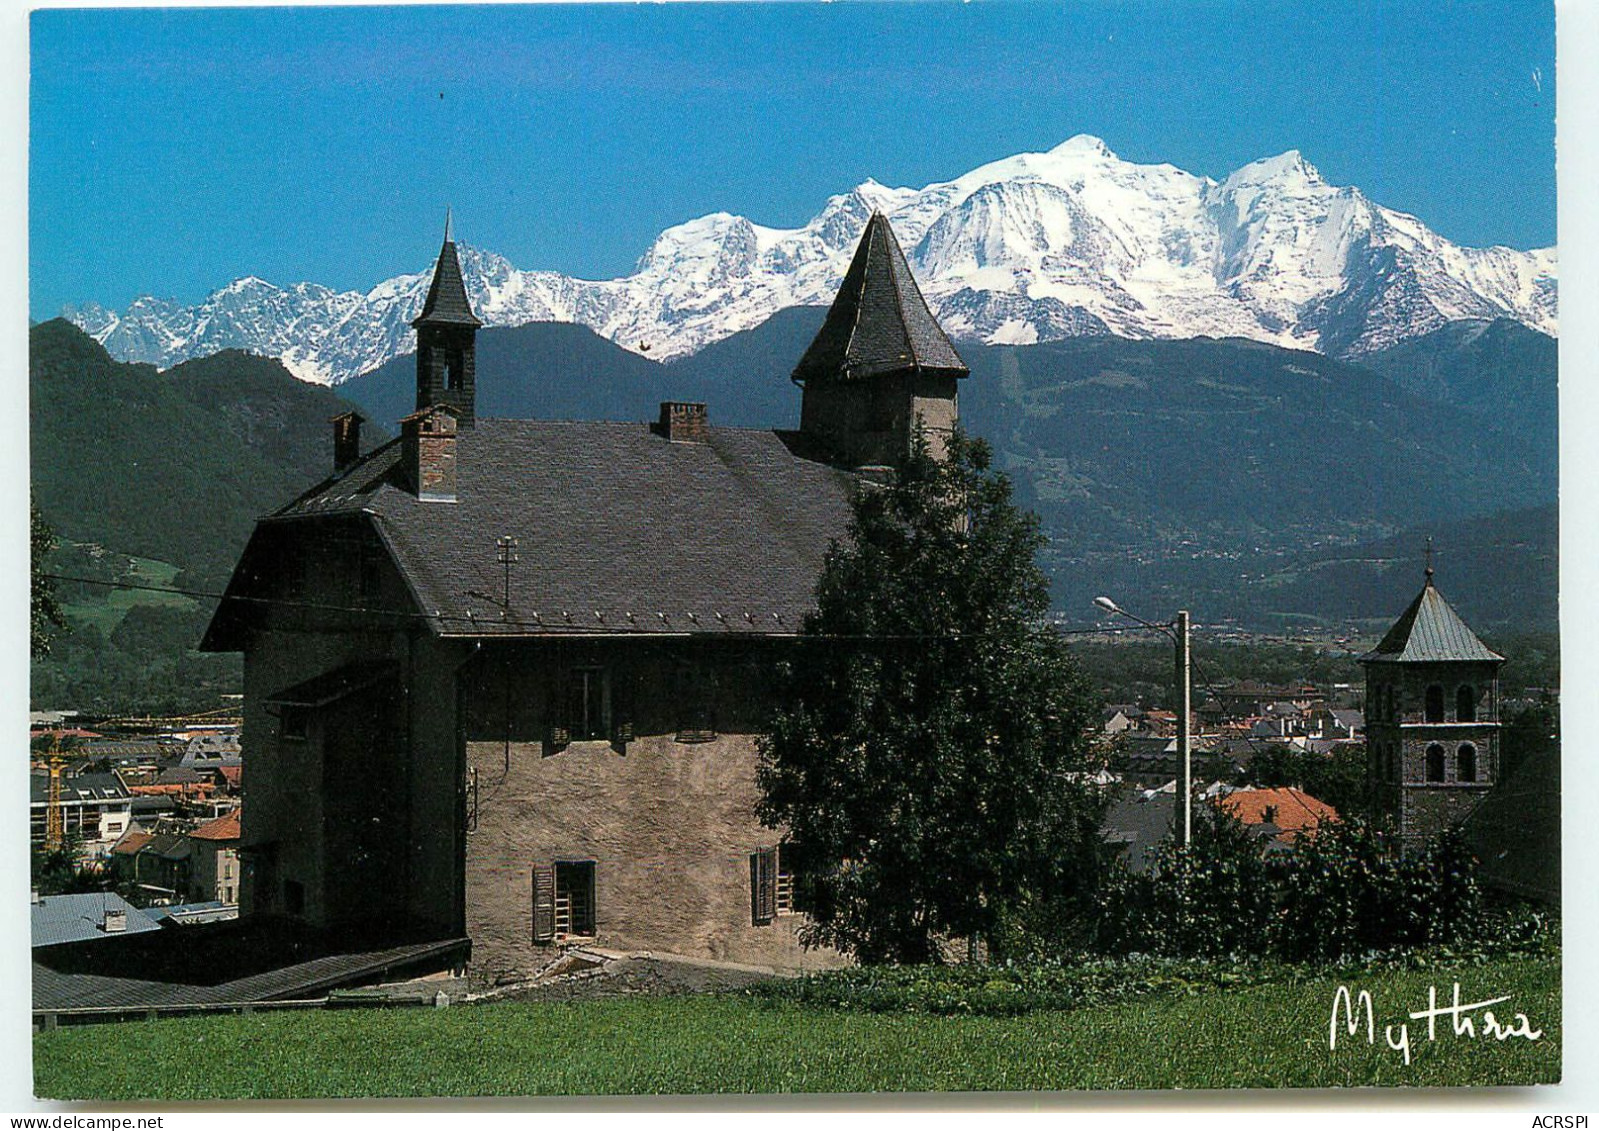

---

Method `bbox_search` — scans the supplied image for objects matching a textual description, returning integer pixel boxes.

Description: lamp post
[1094,597,1193,846]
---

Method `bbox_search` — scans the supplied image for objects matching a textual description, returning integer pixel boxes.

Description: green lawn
[34,955,1558,1100]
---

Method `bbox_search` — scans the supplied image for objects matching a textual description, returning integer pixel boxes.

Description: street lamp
[1094,596,1193,846]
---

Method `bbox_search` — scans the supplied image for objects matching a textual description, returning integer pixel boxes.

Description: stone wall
[460,639,844,983]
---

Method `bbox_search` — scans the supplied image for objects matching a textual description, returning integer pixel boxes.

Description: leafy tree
[757,432,1107,964]
[31,498,66,659]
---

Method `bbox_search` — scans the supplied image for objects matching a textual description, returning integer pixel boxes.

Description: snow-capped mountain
[64,136,1557,384]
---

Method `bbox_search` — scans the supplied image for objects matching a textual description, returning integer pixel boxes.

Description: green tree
[757,433,1106,964]
[31,498,66,659]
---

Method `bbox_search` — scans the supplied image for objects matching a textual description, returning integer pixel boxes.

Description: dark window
[750,847,777,925]
[284,879,305,916]
[533,860,596,941]
[1457,743,1478,783]
[1426,743,1446,782]
[566,668,608,741]
[555,861,595,937]
[445,349,463,390]
[1425,685,1445,723]
[674,665,718,743]
[1456,685,1477,723]
[280,707,308,743]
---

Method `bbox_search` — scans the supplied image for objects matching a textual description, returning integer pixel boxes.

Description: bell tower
[792,212,968,468]
[1360,555,1504,855]
[412,215,482,428]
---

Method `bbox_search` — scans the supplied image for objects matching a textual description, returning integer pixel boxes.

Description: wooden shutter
[532,864,556,943]
[750,847,776,925]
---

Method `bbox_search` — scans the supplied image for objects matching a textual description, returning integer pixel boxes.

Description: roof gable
[792,212,968,385]
[1360,578,1503,664]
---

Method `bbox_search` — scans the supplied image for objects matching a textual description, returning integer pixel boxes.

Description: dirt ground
[469,948,789,1004]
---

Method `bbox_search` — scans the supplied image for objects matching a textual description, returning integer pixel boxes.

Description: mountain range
[65,136,1556,385]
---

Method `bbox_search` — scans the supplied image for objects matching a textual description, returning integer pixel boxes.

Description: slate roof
[411,239,482,329]
[31,892,162,948]
[28,772,130,807]
[210,421,858,643]
[33,922,470,1012]
[1101,791,1177,874]
[1360,576,1504,664]
[792,212,968,385]
[1459,744,1559,905]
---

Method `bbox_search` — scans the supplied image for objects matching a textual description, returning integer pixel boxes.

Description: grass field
[59,554,194,636]
[33,954,1558,1100]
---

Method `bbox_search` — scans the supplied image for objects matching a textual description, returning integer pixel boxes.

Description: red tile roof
[191,809,241,841]
[1219,787,1339,842]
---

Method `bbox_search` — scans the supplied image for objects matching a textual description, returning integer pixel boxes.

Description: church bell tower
[1360,557,1504,855]
[413,217,482,428]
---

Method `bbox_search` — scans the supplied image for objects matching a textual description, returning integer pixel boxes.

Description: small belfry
[1360,551,1504,854]
[413,213,482,427]
[793,212,968,468]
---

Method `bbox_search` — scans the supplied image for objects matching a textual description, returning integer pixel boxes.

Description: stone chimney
[655,401,709,443]
[332,411,364,473]
[402,404,459,502]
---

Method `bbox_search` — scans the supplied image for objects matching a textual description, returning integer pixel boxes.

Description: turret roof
[411,239,482,329]
[792,212,968,385]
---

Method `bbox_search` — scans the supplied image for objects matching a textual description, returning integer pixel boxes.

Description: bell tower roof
[412,227,482,329]
[1360,568,1503,664]
[792,211,967,386]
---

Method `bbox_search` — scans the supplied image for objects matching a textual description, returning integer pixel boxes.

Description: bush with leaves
[1275,821,1480,962]
[1097,805,1482,961]
[1095,801,1278,958]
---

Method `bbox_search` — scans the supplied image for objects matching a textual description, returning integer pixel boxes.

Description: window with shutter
[531,864,556,943]
[750,847,777,925]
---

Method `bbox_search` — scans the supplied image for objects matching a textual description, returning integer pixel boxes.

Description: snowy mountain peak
[1049,133,1115,158]
[1226,149,1325,190]
[68,136,1556,383]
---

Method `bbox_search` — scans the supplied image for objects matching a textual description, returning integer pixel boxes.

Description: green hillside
[30,320,375,713]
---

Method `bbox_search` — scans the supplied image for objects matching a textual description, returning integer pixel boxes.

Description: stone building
[202,212,968,981]
[1360,564,1504,853]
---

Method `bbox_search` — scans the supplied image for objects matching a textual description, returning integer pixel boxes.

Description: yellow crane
[43,735,66,851]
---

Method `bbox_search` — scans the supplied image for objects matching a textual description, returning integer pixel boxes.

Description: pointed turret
[793,214,967,468]
[793,211,967,386]
[412,224,480,426]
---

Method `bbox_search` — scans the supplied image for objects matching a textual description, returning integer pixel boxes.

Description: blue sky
[29,1,1556,319]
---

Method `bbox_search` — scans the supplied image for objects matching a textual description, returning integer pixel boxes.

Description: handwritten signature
[1329,983,1542,1066]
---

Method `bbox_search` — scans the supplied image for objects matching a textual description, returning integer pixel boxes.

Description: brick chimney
[401,404,459,502]
[656,401,709,443]
[332,411,364,473]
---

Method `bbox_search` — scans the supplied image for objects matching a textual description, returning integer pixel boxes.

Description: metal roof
[792,212,968,386]
[31,892,163,948]
[1360,576,1504,664]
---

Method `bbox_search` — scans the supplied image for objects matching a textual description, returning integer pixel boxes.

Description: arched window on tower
[1425,685,1445,723]
[1426,743,1446,782]
[1457,743,1477,783]
[445,349,463,390]
[1456,685,1476,722]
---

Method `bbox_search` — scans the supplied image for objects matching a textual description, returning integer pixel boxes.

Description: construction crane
[43,735,66,851]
